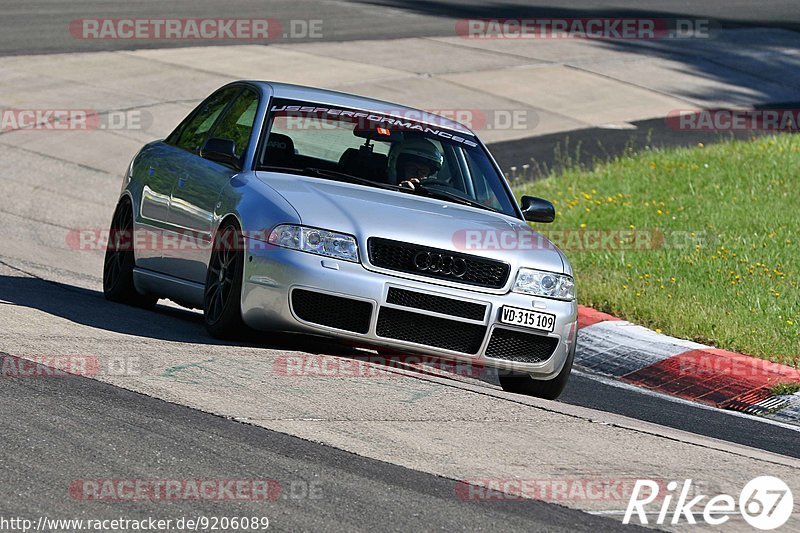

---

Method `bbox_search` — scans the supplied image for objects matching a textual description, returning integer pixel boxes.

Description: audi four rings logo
[413,251,468,278]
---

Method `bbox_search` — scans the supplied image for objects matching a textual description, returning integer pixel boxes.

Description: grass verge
[770,382,800,396]
[515,135,798,366]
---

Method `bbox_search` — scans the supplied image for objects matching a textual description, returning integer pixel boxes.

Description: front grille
[485,328,559,364]
[386,287,487,321]
[291,289,372,334]
[376,307,486,354]
[368,238,510,289]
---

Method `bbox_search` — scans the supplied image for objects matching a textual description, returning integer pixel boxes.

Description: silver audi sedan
[103,81,578,398]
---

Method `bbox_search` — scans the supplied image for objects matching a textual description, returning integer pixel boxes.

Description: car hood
[256,171,566,277]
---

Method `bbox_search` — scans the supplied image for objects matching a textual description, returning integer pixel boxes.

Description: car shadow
[0,273,504,387]
[0,274,361,356]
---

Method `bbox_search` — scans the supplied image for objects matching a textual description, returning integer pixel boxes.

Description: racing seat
[338,146,388,182]
[264,133,296,167]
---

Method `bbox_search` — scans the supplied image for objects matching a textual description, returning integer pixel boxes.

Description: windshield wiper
[302,167,402,191]
[261,165,400,191]
[410,183,500,213]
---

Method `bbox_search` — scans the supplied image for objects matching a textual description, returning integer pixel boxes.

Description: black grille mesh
[292,289,372,334]
[386,288,486,321]
[376,307,486,354]
[485,328,559,364]
[368,238,510,288]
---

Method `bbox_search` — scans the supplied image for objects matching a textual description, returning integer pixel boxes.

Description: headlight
[268,224,359,262]
[512,268,575,301]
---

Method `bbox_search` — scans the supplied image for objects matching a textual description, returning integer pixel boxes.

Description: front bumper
[241,243,578,379]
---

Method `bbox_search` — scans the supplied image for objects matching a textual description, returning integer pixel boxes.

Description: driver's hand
[398,178,423,190]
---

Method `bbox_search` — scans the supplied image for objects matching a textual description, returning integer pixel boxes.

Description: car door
[164,87,260,283]
[132,143,179,272]
[144,87,239,276]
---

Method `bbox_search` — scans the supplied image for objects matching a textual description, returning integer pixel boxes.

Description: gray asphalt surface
[488,115,773,178]
[0,353,635,532]
[3,271,798,461]
[1,0,799,55]
[560,373,800,460]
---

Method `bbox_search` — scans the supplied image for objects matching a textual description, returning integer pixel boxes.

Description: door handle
[177,173,189,188]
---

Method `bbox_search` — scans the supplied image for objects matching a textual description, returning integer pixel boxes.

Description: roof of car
[242,80,474,135]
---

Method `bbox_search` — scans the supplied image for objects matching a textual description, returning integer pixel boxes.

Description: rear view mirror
[200,137,239,167]
[353,126,404,143]
[520,195,556,223]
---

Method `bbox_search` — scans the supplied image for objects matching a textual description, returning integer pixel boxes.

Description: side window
[208,89,259,159]
[174,88,240,153]
[465,149,507,210]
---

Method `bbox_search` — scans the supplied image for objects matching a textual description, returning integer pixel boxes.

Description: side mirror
[200,138,239,168]
[520,195,556,223]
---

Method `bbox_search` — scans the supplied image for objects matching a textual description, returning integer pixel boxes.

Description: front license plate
[499,306,556,332]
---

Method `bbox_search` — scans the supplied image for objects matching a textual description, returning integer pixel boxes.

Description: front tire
[204,222,247,339]
[103,199,157,309]
[498,341,575,400]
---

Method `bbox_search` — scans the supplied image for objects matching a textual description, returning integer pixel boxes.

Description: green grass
[515,135,799,366]
[770,382,800,396]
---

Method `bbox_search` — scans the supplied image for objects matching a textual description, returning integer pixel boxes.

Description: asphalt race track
[2,0,800,55]
[1,353,636,532]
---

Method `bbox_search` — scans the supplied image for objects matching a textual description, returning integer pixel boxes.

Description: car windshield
[257,98,519,217]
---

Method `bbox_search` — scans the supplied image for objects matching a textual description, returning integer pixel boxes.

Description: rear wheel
[204,222,247,339]
[103,199,157,308]
[498,342,575,400]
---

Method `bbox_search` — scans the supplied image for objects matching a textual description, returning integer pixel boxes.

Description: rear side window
[173,87,240,153]
[208,89,259,159]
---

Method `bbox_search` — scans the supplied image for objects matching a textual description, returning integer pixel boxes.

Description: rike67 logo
[624,476,794,529]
